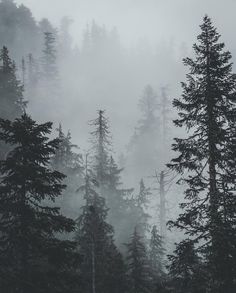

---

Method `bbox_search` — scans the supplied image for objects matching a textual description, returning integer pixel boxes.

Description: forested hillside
[0,1,235,292]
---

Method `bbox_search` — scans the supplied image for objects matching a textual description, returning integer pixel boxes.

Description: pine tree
[89,110,111,188]
[168,240,205,293]
[126,227,152,293]
[128,85,160,183]
[135,179,151,239]
[41,31,58,85]
[0,46,25,159]
[149,225,165,280]
[0,114,79,293]
[168,16,236,292]
[51,124,83,217]
[0,46,25,120]
[75,154,126,293]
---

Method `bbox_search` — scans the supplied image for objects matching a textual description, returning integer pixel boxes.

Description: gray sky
[15,0,236,49]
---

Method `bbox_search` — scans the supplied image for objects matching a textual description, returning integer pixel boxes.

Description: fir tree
[89,110,111,188]
[51,124,83,217]
[41,31,58,85]
[0,46,25,120]
[149,225,165,280]
[126,227,152,293]
[135,179,151,239]
[168,240,205,293]
[75,154,126,293]
[0,114,79,293]
[168,16,236,292]
[0,46,25,159]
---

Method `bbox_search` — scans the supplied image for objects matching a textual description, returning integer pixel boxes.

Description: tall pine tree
[168,16,236,293]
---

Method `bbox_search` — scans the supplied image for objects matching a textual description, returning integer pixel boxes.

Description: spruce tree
[135,178,151,239]
[126,227,152,293]
[51,124,83,217]
[149,225,165,280]
[168,16,236,292]
[89,109,111,188]
[75,154,126,293]
[0,114,78,293]
[0,46,25,159]
[168,240,205,293]
[0,46,25,120]
[41,31,58,85]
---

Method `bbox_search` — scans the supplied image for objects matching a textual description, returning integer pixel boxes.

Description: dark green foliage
[168,240,205,293]
[126,227,152,293]
[168,16,236,292]
[0,114,79,293]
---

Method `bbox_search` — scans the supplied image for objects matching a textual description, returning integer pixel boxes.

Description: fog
[15,0,236,47]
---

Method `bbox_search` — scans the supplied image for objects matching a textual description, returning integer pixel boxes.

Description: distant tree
[41,31,58,85]
[0,46,25,119]
[0,46,25,159]
[0,1,39,60]
[0,114,79,293]
[168,16,236,292]
[89,110,111,188]
[126,227,152,293]
[75,154,126,293]
[168,240,205,293]
[128,85,161,182]
[135,178,151,239]
[149,225,165,280]
[51,124,83,217]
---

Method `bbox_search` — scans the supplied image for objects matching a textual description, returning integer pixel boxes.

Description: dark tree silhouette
[168,16,236,292]
[0,114,78,293]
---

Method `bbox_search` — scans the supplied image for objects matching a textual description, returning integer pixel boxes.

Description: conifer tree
[128,85,160,182]
[135,178,151,239]
[75,154,126,293]
[0,114,79,293]
[168,240,205,293]
[149,225,165,280]
[0,46,25,159]
[126,227,152,293]
[0,46,25,120]
[51,124,83,217]
[168,16,236,292]
[89,110,111,188]
[41,31,58,85]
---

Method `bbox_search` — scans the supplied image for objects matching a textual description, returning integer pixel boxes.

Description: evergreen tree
[75,154,126,293]
[168,16,236,292]
[89,110,111,188]
[127,85,160,183]
[149,225,165,280]
[126,227,152,293]
[0,46,25,120]
[51,124,83,217]
[0,114,79,293]
[106,155,134,246]
[168,240,205,293]
[41,31,58,85]
[0,46,25,159]
[135,178,151,239]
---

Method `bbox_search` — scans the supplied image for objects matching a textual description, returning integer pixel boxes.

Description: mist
[0,0,236,292]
